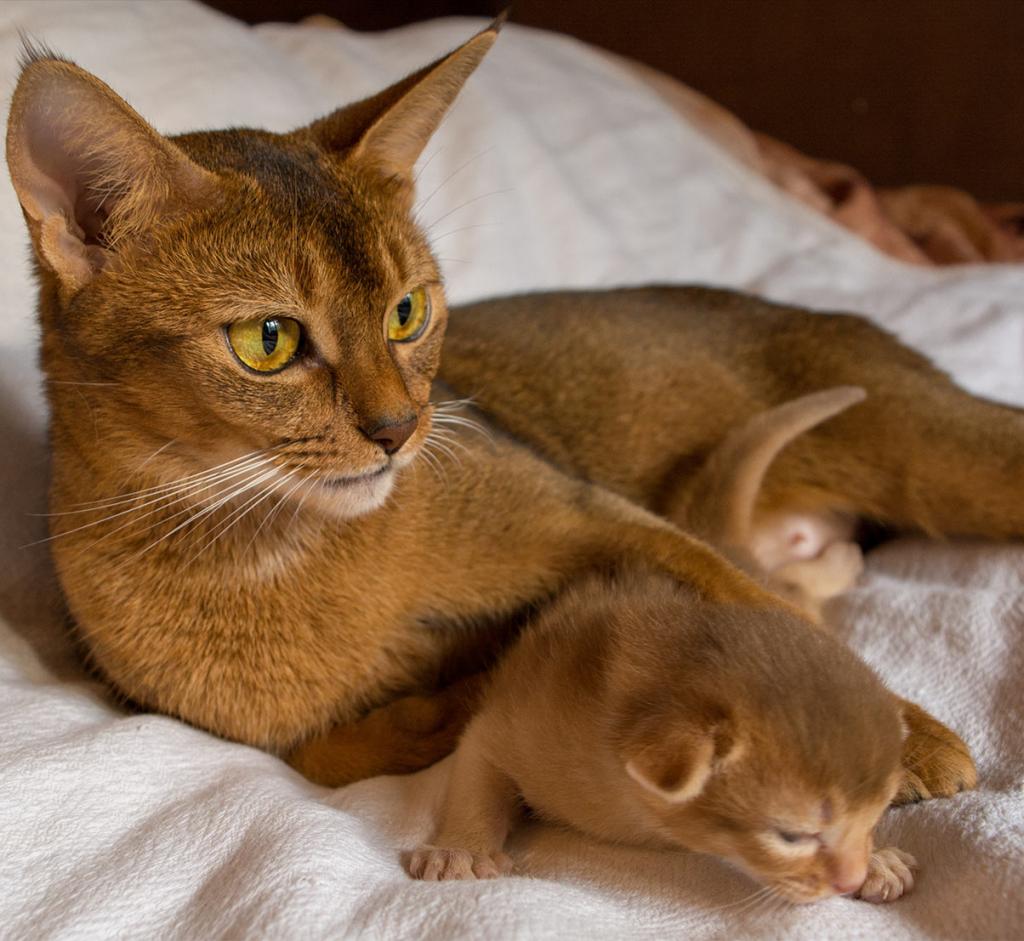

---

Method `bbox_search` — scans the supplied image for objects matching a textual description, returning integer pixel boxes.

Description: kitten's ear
[625,728,717,803]
[622,709,744,804]
[306,15,503,182]
[6,53,216,295]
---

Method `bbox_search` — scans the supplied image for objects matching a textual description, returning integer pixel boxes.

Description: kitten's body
[6,25,986,796]
[408,573,915,905]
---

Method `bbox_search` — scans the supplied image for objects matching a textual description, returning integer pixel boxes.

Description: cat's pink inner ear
[6,57,214,293]
[341,22,499,182]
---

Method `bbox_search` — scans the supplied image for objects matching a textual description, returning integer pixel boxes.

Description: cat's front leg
[406,720,517,881]
[856,847,918,903]
[581,486,794,612]
[894,700,977,804]
[287,674,484,787]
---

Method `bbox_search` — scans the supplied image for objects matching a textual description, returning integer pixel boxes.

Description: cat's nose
[362,415,418,455]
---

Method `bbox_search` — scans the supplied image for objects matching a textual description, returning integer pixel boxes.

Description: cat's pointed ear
[621,709,744,804]
[306,15,503,182]
[6,52,216,296]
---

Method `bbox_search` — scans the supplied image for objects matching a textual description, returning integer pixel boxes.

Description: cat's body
[442,286,1024,544]
[52,386,759,755]
[407,573,915,905]
[6,24,984,797]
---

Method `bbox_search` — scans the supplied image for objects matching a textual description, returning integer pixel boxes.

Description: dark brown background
[204,0,1024,200]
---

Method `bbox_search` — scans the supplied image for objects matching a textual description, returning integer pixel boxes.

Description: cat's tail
[681,387,867,555]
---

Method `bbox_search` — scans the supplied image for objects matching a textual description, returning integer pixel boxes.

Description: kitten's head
[616,602,905,903]
[6,24,499,519]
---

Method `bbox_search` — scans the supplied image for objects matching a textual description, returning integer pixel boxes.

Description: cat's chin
[303,467,397,520]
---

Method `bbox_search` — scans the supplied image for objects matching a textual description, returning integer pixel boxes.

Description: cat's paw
[856,847,917,903]
[406,845,513,881]
[286,676,484,787]
[894,701,977,804]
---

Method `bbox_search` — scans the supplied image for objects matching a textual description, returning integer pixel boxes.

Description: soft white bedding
[0,3,1021,938]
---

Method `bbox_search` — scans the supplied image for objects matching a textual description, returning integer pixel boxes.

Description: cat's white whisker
[286,474,320,533]
[427,428,472,456]
[432,412,490,431]
[412,144,443,185]
[701,885,771,915]
[413,145,495,219]
[424,436,462,467]
[433,395,476,410]
[429,221,501,244]
[133,466,282,562]
[431,418,491,442]
[242,466,310,554]
[54,445,285,513]
[430,428,468,450]
[726,885,774,917]
[43,455,273,518]
[755,887,786,915]
[415,445,448,488]
[130,438,178,475]
[191,466,303,561]
[425,188,511,233]
[26,456,277,546]
[55,462,279,575]
[430,407,494,444]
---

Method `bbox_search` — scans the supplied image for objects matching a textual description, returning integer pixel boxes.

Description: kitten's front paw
[856,847,917,903]
[406,845,513,881]
[895,701,977,804]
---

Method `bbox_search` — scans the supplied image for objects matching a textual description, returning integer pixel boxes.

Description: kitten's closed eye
[776,829,817,845]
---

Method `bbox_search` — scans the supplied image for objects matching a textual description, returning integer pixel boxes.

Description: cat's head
[616,604,905,903]
[6,23,499,519]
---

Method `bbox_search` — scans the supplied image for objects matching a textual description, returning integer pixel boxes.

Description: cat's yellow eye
[227,317,302,373]
[387,288,431,343]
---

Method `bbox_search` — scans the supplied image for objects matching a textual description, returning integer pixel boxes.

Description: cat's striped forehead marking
[174,128,409,305]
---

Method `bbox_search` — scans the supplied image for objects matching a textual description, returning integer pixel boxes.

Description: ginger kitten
[408,573,915,905]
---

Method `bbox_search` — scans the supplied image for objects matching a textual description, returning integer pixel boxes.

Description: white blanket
[1,3,1021,938]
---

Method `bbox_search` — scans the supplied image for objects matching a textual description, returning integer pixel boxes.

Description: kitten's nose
[362,415,418,455]
[833,875,865,895]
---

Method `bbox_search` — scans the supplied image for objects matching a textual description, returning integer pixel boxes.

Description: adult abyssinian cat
[6,23,790,778]
[6,22,983,799]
